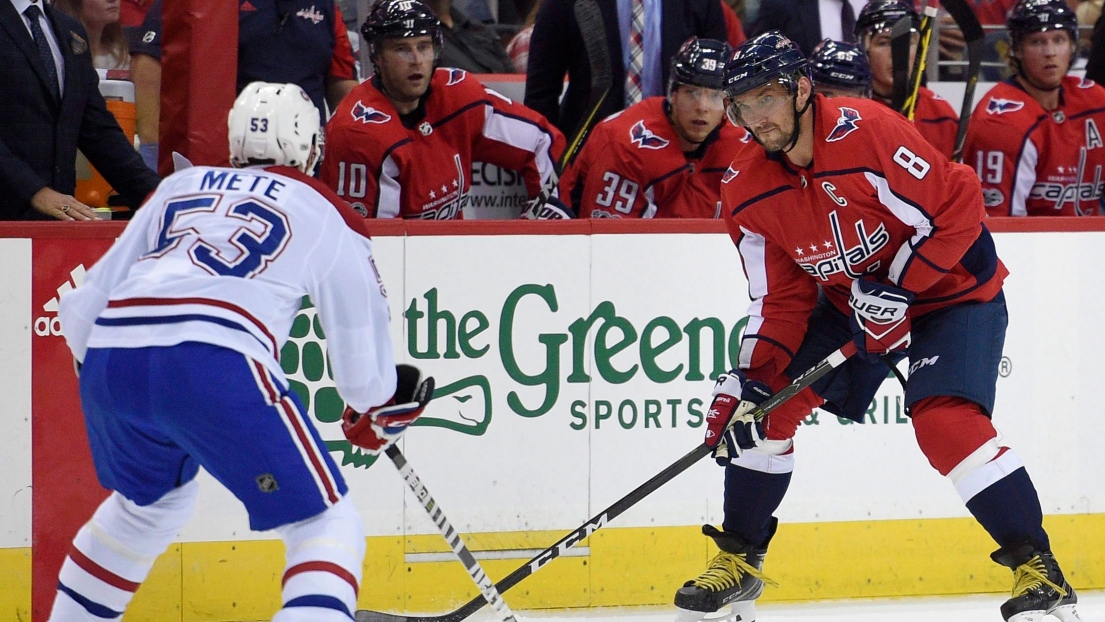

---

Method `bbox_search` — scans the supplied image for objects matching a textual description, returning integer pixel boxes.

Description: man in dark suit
[524,0,727,140]
[0,0,159,220]
[752,0,867,56]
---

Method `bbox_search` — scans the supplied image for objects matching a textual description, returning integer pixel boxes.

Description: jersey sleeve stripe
[1010,139,1038,217]
[378,155,402,219]
[483,108,558,187]
[731,185,794,217]
[436,99,487,128]
[103,296,279,356]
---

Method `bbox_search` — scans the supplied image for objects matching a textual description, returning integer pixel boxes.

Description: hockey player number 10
[892,146,931,180]
[596,171,641,214]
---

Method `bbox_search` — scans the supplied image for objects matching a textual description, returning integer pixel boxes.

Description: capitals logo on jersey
[798,210,890,281]
[630,120,670,149]
[826,108,861,142]
[986,98,1025,115]
[351,101,391,124]
[722,165,740,184]
[445,68,467,86]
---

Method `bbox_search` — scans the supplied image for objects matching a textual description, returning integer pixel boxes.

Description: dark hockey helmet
[1007,0,1078,48]
[854,0,919,46]
[723,31,810,99]
[668,37,732,94]
[361,0,443,67]
[808,39,872,93]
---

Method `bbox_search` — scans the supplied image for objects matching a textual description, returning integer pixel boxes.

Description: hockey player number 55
[596,172,640,214]
[151,195,291,278]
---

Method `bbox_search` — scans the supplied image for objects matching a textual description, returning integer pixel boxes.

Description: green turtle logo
[282,299,494,469]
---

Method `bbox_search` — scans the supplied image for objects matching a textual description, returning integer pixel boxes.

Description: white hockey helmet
[228,82,323,174]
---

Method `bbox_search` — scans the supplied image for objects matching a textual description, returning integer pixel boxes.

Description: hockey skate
[674,522,778,621]
[991,539,1082,622]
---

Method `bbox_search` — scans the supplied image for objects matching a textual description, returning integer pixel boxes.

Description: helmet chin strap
[781,94,812,154]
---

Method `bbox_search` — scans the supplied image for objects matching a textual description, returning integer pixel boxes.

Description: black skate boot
[991,539,1082,622]
[674,521,778,617]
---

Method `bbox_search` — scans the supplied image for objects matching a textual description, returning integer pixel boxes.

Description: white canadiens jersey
[59,165,396,413]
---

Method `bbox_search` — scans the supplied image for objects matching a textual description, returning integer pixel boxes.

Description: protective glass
[726,90,792,127]
[674,85,727,107]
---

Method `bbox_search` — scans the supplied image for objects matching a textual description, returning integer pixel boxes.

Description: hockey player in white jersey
[50,82,432,622]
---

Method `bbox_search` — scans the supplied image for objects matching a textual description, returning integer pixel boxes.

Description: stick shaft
[357,342,858,622]
[384,445,517,622]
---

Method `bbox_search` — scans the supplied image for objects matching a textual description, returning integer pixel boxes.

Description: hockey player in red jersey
[964,0,1105,217]
[560,37,747,219]
[673,32,1081,622]
[808,39,872,98]
[855,0,959,160]
[321,0,565,219]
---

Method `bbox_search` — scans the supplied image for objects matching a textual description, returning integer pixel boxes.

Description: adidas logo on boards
[35,265,86,337]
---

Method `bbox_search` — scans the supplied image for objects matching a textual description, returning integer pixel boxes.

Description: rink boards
[1,220,1103,621]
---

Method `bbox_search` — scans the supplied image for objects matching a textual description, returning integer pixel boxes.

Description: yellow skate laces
[688,551,780,592]
[1011,555,1068,599]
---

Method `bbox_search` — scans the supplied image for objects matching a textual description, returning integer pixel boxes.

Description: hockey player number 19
[596,172,641,214]
[974,150,1004,184]
[892,146,931,180]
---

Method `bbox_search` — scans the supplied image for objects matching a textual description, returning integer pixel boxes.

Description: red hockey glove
[704,369,773,465]
[848,278,915,362]
[342,364,435,454]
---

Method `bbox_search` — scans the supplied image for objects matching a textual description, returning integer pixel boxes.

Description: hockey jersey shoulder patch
[351,101,392,124]
[722,165,739,184]
[630,120,670,149]
[826,107,861,142]
[986,98,1024,115]
[445,67,467,86]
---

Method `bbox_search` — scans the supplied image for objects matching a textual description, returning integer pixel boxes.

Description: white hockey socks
[48,480,199,622]
[273,495,366,622]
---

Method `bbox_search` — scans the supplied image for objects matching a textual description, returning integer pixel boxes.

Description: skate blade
[1049,603,1082,622]
[675,601,755,622]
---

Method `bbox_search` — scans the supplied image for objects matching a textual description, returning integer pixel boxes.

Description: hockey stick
[561,0,613,171]
[381,444,519,622]
[523,0,611,219]
[890,15,914,112]
[941,0,984,161]
[354,341,858,622]
[902,4,939,120]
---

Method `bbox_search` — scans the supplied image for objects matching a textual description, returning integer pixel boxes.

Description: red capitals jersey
[321,68,564,219]
[724,95,1007,386]
[875,88,958,160]
[561,97,750,218]
[964,76,1105,217]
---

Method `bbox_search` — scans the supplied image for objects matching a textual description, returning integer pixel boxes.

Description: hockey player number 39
[596,171,641,214]
[892,146,931,180]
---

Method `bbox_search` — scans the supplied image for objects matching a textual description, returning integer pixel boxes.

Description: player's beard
[752,116,797,154]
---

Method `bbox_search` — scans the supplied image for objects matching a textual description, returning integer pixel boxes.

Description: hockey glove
[848,277,915,362]
[520,195,575,220]
[341,364,435,454]
[704,369,774,465]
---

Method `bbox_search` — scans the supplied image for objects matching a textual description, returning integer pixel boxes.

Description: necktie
[624,0,644,107]
[840,0,857,43]
[24,5,60,99]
